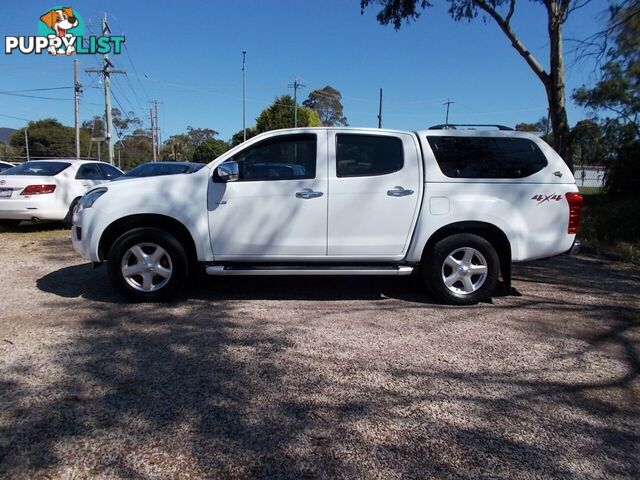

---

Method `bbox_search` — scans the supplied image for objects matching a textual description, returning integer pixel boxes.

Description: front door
[327,131,421,258]
[208,132,328,259]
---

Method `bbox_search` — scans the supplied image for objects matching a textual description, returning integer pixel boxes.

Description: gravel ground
[0,224,638,479]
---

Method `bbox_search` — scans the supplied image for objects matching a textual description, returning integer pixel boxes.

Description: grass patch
[580,194,640,262]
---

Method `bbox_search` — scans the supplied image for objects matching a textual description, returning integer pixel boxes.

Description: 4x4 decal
[531,194,563,204]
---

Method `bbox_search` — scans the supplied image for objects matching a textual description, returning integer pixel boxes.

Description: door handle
[296,188,323,199]
[387,186,414,197]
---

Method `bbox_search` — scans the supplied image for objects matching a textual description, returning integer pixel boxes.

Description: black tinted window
[1,161,70,176]
[427,136,548,178]
[232,134,316,181]
[99,163,123,179]
[76,163,104,180]
[336,134,403,177]
[125,163,191,177]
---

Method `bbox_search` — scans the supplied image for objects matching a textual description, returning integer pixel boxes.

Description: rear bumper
[0,206,67,221]
[566,239,582,256]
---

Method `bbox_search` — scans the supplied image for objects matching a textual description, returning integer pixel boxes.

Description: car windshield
[0,161,71,176]
[124,163,200,177]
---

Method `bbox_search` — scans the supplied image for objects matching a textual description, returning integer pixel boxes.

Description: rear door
[75,163,107,193]
[327,131,422,258]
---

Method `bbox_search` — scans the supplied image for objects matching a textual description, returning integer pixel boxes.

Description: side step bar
[205,265,414,276]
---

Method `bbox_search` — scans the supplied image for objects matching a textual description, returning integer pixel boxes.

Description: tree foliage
[193,138,229,163]
[572,0,640,196]
[10,118,91,159]
[187,126,220,146]
[255,95,322,133]
[303,86,348,126]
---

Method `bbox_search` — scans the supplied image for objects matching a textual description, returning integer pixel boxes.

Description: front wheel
[424,233,499,305]
[107,228,189,302]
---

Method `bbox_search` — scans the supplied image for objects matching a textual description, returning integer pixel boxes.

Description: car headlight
[76,187,108,213]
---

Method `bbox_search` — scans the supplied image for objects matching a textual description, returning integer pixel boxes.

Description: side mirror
[213,161,239,183]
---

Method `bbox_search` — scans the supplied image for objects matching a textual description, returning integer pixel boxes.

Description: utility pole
[74,58,82,159]
[242,50,247,142]
[443,98,455,128]
[288,77,306,128]
[24,129,29,162]
[85,13,126,165]
[153,100,160,159]
[150,104,157,162]
[378,87,383,129]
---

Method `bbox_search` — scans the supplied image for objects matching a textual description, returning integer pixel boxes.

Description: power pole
[74,58,82,159]
[24,129,29,162]
[443,98,455,128]
[378,87,383,129]
[288,77,306,128]
[153,100,160,159]
[242,50,247,142]
[150,105,157,161]
[85,13,126,165]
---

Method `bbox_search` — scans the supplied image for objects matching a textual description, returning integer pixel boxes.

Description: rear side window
[336,134,403,177]
[1,161,70,176]
[427,136,548,178]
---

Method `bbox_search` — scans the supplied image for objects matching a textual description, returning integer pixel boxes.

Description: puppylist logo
[5,6,125,56]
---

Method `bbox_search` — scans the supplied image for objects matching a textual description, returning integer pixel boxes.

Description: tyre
[107,227,189,302]
[0,220,21,228]
[424,233,499,305]
[63,198,80,228]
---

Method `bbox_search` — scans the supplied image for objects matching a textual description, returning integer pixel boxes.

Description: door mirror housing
[213,161,239,183]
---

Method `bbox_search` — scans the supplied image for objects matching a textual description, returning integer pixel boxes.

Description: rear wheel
[0,220,21,228]
[107,228,189,302]
[424,233,499,305]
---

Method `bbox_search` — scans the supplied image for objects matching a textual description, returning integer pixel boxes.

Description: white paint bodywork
[72,128,578,265]
[0,160,117,221]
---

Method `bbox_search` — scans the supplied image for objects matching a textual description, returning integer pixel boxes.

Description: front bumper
[71,207,100,262]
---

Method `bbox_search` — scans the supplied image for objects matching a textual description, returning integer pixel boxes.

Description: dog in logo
[40,7,78,55]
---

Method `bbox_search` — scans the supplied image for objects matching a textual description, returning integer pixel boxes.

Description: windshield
[124,163,198,177]
[0,163,13,173]
[0,161,71,176]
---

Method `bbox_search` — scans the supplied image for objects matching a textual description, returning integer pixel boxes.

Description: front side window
[76,163,104,180]
[231,134,317,181]
[336,134,403,177]
[427,136,548,178]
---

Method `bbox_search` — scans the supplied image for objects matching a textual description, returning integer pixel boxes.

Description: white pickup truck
[72,126,583,305]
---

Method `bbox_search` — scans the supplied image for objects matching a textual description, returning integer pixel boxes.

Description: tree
[187,126,220,146]
[10,118,91,159]
[360,0,580,169]
[303,86,349,126]
[255,95,322,133]
[229,127,258,147]
[572,0,640,137]
[117,129,154,170]
[193,138,229,163]
[572,0,639,196]
[159,134,195,161]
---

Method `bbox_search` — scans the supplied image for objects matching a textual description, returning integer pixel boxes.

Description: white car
[0,159,122,227]
[72,126,582,305]
[0,161,14,173]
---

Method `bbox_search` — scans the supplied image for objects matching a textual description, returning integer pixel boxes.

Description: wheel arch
[98,214,198,264]
[421,221,512,287]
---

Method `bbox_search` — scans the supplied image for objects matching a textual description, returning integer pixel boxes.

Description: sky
[0,0,611,142]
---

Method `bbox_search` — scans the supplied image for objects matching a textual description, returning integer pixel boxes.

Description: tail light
[20,184,56,195]
[566,192,583,234]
